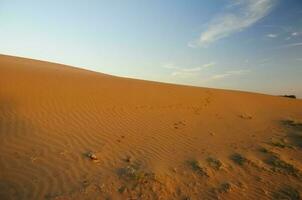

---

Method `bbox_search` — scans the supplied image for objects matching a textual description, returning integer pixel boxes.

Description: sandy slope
[0,54,302,200]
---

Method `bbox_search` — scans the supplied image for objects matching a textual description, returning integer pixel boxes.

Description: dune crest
[0,55,301,199]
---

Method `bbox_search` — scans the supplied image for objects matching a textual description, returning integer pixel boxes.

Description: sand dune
[0,54,302,199]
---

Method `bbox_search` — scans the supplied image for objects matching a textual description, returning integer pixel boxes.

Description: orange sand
[0,55,301,199]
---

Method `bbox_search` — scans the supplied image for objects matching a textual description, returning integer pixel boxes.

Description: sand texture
[0,55,302,200]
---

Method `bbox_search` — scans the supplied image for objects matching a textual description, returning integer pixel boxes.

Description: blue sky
[1,0,302,96]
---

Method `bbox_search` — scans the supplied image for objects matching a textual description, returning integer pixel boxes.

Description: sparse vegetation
[118,185,126,193]
[271,138,293,149]
[188,160,209,177]
[283,119,302,129]
[116,161,166,199]
[273,185,300,200]
[212,182,233,196]
[219,182,232,193]
[281,95,296,99]
[118,163,154,182]
[259,147,270,153]
[289,134,302,148]
[230,153,247,166]
[207,157,222,170]
[266,154,301,178]
[280,119,302,148]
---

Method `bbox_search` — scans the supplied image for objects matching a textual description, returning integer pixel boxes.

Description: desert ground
[0,54,302,200]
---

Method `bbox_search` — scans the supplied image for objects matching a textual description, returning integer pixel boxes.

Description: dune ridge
[0,54,302,199]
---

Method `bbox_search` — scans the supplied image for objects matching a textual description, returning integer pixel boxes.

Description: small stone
[87,152,98,161]
[239,114,253,120]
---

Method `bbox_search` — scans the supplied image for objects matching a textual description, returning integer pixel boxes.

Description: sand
[0,54,302,200]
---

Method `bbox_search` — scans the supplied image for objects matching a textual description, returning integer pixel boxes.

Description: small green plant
[207,157,222,170]
[188,160,209,177]
[273,185,300,200]
[230,153,247,166]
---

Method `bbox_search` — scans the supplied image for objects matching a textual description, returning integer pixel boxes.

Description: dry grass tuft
[273,185,300,200]
[266,154,301,178]
[188,160,209,177]
[230,153,247,166]
[207,157,223,170]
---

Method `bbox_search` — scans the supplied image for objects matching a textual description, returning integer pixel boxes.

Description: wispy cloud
[163,62,216,78]
[210,73,232,80]
[181,67,202,72]
[163,62,215,72]
[266,33,278,38]
[283,31,301,40]
[280,42,302,48]
[162,63,179,69]
[261,24,289,32]
[171,71,197,78]
[202,62,216,68]
[204,69,250,81]
[189,0,276,47]
[262,25,302,41]
[258,57,272,65]
[291,32,301,36]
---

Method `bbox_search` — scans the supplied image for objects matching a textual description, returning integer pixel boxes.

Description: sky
[1,0,302,97]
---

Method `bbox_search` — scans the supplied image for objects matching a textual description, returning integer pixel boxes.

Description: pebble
[87,152,98,161]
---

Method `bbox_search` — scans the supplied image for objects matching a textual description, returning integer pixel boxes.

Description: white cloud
[181,67,202,72]
[280,42,302,48]
[169,66,202,78]
[163,62,216,76]
[228,69,250,75]
[259,57,272,65]
[171,71,198,78]
[189,0,276,47]
[292,32,299,36]
[267,33,278,38]
[211,73,231,80]
[283,32,301,41]
[226,0,243,8]
[171,71,184,76]
[202,62,216,68]
[164,62,216,79]
[162,63,179,69]
[205,69,250,81]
